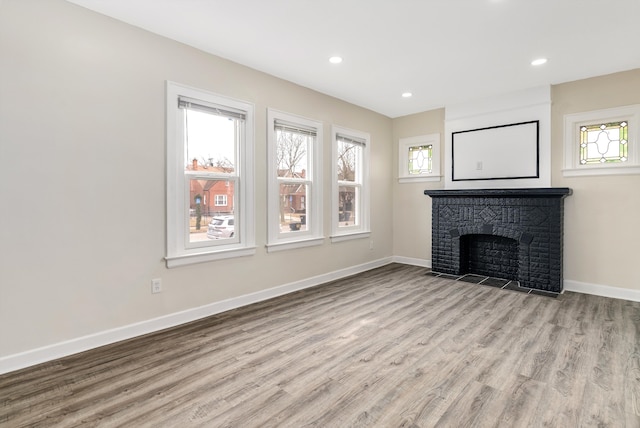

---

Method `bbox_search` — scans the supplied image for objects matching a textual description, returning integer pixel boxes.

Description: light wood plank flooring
[1,264,639,427]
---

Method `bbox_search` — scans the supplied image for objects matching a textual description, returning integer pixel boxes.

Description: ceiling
[67,0,640,118]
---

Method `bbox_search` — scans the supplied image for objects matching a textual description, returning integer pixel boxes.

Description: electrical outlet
[151,278,162,294]
[369,239,374,250]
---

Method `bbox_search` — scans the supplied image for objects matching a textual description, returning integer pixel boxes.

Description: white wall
[444,86,552,189]
[391,109,444,264]
[0,0,393,366]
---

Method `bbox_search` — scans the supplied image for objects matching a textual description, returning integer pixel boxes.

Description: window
[398,134,441,182]
[331,125,370,242]
[579,121,627,165]
[564,104,640,176]
[166,82,255,267]
[214,194,228,206]
[409,145,432,174]
[267,109,323,251]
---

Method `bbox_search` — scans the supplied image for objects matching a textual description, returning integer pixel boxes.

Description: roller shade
[337,134,366,146]
[178,97,246,120]
[275,120,317,137]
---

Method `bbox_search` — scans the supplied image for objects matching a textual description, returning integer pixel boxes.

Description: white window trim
[563,104,640,177]
[331,125,371,242]
[330,231,371,243]
[214,194,228,206]
[398,133,441,183]
[165,81,255,267]
[266,109,323,252]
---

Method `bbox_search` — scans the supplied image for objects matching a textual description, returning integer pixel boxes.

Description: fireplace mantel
[424,188,572,198]
[424,187,571,292]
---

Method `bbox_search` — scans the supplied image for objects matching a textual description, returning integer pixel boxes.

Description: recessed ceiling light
[402,92,413,98]
[329,56,343,64]
[531,58,548,66]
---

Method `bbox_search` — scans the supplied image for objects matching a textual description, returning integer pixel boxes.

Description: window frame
[166,81,255,267]
[398,133,441,183]
[331,125,371,242]
[563,104,640,177]
[214,194,228,206]
[266,109,323,252]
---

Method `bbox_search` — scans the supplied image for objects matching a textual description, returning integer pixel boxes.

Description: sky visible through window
[184,109,236,169]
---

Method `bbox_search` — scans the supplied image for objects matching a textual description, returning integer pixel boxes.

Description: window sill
[166,246,256,268]
[398,175,442,184]
[266,237,325,253]
[562,165,640,177]
[330,231,371,243]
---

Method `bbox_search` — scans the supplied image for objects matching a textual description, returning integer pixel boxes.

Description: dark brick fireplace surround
[424,188,572,293]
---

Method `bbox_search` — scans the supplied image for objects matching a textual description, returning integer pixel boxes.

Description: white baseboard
[563,279,640,302]
[3,258,635,375]
[391,259,640,302]
[0,257,394,375]
[392,256,432,268]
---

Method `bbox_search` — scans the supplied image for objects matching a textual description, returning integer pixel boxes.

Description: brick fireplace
[423,188,571,293]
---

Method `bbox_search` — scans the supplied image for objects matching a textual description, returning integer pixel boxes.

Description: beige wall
[551,69,640,291]
[0,0,393,357]
[391,109,445,261]
[391,70,640,293]
[1,0,638,363]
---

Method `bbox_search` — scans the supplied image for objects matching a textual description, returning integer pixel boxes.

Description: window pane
[276,128,310,178]
[279,182,307,233]
[184,108,237,172]
[337,141,360,182]
[189,178,235,243]
[214,194,227,206]
[579,121,628,165]
[408,144,433,174]
[338,185,358,227]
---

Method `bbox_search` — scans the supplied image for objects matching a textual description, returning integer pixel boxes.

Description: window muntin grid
[579,121,628,165]
[408,144,433,174]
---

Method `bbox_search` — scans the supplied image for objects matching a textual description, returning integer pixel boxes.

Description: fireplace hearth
[424,188,571,293]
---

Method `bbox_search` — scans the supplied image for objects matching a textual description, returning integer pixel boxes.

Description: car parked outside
[207,215,235,239]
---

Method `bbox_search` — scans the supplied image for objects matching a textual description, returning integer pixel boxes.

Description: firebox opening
[460,234,518,281]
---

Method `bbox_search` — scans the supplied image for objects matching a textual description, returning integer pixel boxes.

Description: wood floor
[1,263,640,427]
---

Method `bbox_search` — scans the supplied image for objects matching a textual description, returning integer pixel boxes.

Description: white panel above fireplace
[444,86,551,189]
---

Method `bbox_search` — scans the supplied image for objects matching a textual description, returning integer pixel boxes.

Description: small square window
[408,144,433,174]
[214,194,228,206]
[579,121,628,165]
[399,134,441,182]
[564,104,640,177]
